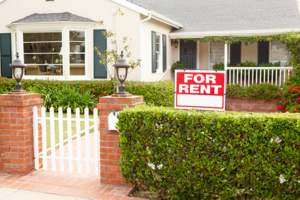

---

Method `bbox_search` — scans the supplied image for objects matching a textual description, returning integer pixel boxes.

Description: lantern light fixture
[10,53,26,92]
[113,51,130,95]
[172,39,179,48]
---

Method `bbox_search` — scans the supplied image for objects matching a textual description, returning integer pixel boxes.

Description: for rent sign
[174,70,226,111]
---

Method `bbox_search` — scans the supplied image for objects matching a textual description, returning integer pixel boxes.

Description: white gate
[33,106,100,175]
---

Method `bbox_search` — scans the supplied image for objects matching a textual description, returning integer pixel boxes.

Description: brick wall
[226,97,280,113]
[98,94,145,186]
[0,92,43,175]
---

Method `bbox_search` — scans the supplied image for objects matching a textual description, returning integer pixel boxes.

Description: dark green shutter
[230,42,241,66]
[258,41,269,65]
[151,31,156,73]
[163,34,167,72]
[94,29,107,79]
[0,33,12,78]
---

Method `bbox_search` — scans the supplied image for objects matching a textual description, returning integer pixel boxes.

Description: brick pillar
[98,94,145,186]
[0,92,43,175]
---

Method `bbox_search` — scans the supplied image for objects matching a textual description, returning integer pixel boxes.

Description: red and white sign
[174,70,226,111]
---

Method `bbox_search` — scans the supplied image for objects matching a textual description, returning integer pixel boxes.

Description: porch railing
[227,67,293,87]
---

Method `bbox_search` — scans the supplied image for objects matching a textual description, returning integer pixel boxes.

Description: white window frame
[208,42,230,69]
[67,29,88,80]
[269,41,291,67]
[20,30,65,80]
[156,33,163,73]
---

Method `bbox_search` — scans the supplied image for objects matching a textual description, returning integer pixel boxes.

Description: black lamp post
[10,53,26,92]
[113,51,130,95]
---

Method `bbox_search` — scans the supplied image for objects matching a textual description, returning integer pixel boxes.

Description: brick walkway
[0,132,146,200]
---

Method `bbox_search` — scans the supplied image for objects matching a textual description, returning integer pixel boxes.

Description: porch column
[224,42,228,70]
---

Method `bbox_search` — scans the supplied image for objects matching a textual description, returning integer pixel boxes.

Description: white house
[0,0,300,81]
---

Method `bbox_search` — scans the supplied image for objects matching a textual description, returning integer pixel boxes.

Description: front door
[180,40,197,69]
[0,33,12,78]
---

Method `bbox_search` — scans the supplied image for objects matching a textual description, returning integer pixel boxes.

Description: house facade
[0,0,300,82]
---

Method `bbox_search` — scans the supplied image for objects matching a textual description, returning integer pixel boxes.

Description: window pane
[70,31,85,41]
[271,41,289,63]
[24,54,63,65]
[70,54,85,64]
[24,32,62,42]
[156,44,160,52]
[156,35,160,43]
[25,64,63,76]
[70,42,85,53]
[24,43,62,53]
[70,65,85,75]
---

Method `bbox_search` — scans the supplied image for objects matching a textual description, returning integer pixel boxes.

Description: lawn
[45,112,95,151]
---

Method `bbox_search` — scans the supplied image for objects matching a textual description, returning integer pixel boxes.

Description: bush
[171,61,187,72]
[125,80,174,107]
[227,83,281,101]
[278,69,300,113]
[0,77,174,107]
[29,85,96,113]
[117,106,300,199]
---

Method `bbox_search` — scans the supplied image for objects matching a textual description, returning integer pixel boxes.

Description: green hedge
[117,106,300,199]
[0,77,174,107]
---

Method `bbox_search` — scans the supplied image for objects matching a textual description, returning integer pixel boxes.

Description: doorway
[180,40,197,69]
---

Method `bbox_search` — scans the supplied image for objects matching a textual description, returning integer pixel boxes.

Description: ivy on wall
[182,31,300,71]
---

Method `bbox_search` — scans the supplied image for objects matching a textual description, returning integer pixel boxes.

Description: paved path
[0,132,147,200]
[0,187,85,200]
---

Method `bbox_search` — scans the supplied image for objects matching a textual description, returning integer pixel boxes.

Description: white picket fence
[227,67,293,86]
[33,106,100,175]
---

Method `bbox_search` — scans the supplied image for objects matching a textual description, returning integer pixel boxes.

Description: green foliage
[278,69,300,113]
[29,85,96,113]
[117,106,300,200]
[227,83,281,101]
[212,61,281,70]
[0,77,174,107]
[171,61,188,72]
[125,81,174,107]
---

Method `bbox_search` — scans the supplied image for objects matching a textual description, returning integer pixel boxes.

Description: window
[23,32,63,76]
[69,30,86,76]
[156,34,162,73]
[270,41,291,66]
[209,42,230,69]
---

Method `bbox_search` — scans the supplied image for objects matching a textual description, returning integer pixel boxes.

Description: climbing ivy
[183,31,300,71]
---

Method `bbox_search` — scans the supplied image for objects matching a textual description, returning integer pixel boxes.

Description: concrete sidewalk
[0,187,87,200]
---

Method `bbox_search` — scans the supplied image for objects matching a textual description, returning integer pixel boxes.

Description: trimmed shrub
[226,83,281,101]
[125,81,174,107]
[117,106,300,200]
[171,61,188,72]
[0,77,174,107]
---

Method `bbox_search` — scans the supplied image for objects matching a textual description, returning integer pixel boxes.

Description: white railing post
[94,108,99,176]
[76,108,82,173]
[50,107,56,171]
[85,108,90,174]
[67,108,73,173]
[42,107,47,170]
[59,107,64,172]
[33,106,39,170]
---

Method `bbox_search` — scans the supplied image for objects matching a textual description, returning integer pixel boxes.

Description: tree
[95,9,141,88]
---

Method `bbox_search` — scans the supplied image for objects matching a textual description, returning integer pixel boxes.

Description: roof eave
[7,21,97,28]
[111,0,183,29]
[169,28,300,39]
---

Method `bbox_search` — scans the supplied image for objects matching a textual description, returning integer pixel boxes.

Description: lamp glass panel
[118,68,126,81]
[14,68,23,81]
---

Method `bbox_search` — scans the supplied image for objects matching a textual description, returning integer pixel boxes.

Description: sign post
[174,70,226,111]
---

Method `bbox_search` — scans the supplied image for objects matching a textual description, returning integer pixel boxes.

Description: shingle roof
[128,0,300,33]
[13,12,95,23]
